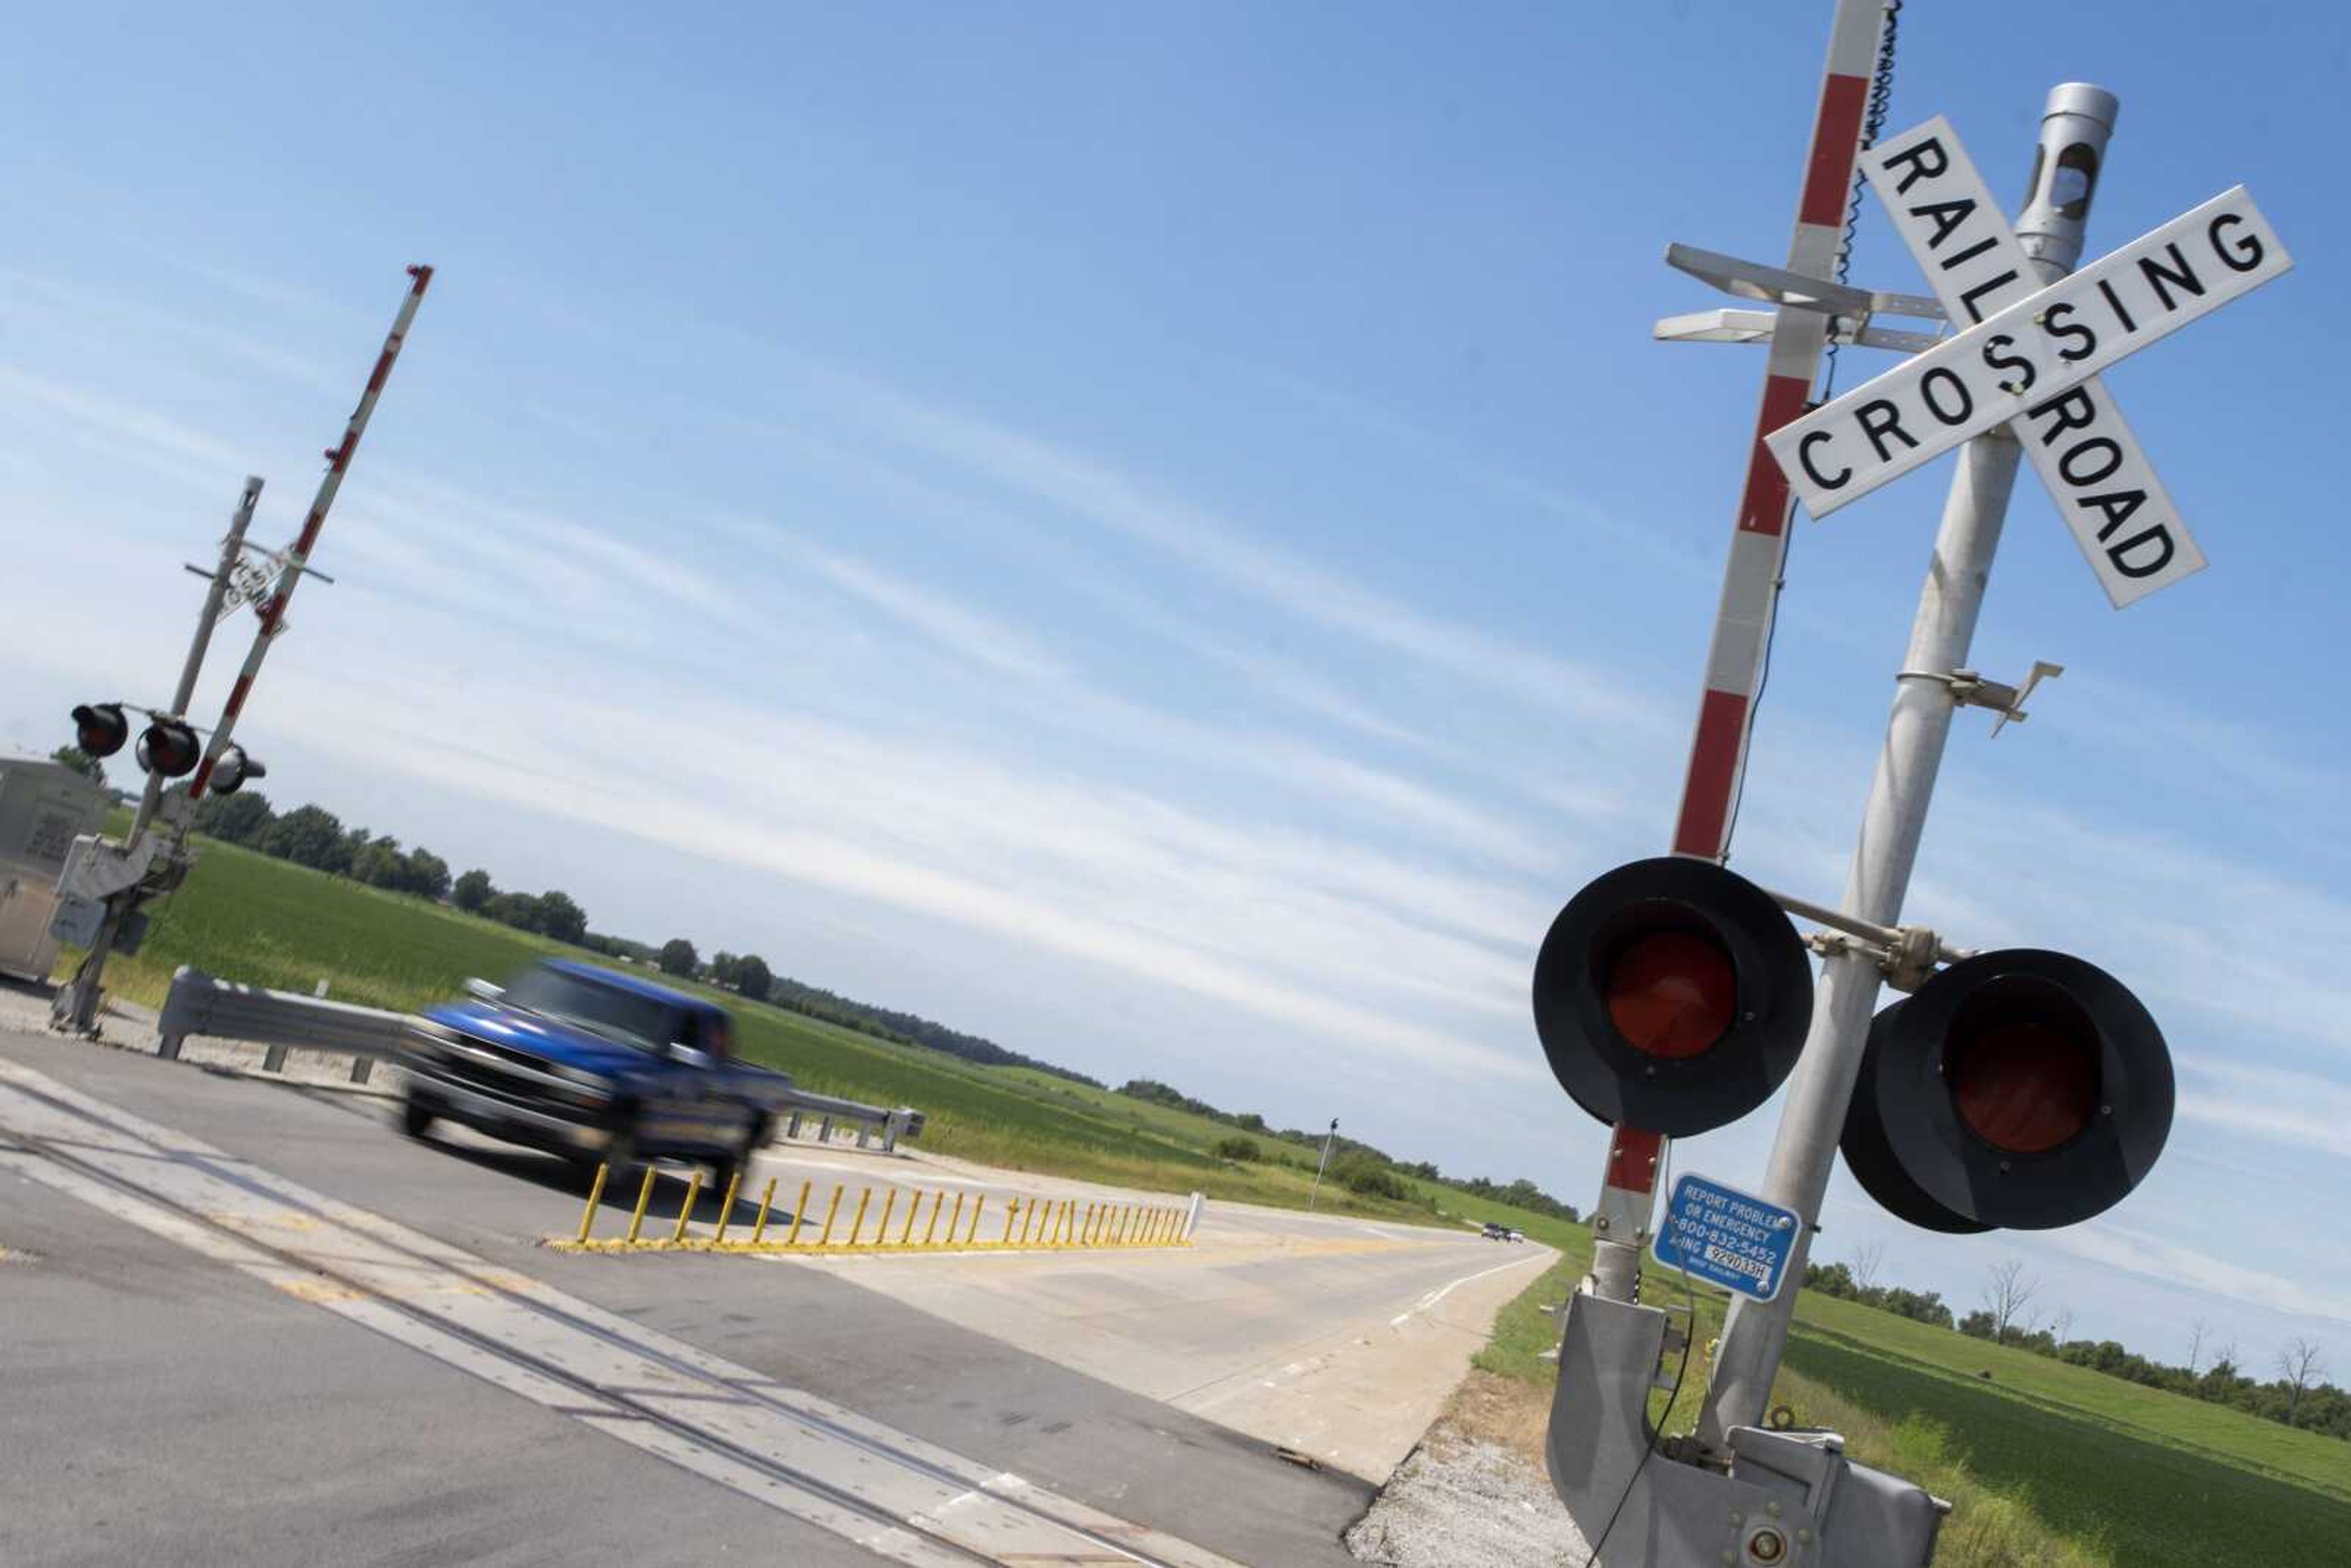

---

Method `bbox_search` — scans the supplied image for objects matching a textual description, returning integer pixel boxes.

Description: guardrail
[153,966,928,1149]
[560,1167,1202,1257]
[158,966,407,1082]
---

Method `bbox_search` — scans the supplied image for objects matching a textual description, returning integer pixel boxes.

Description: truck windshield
[500,969,675,1051]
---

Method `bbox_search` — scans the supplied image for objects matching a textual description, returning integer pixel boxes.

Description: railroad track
[0,1062,1245,1568]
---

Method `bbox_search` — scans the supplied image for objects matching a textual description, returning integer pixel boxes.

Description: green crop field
[57,833,2351,1564]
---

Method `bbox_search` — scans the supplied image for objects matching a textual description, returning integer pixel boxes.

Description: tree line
[1119,1078,1581,1221]
[187,792,588,943]
[1809,1250,2347,1441]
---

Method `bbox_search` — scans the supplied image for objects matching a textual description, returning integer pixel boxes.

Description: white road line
[1395,1252,1553,1326]
[0,1063,1244,1568]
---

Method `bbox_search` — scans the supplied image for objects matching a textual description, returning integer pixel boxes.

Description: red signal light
[1605,930,1736,1059]
[136,718,202,779]
[70,703,130,759]
[1534,858,1810,1136]
[1842,950,2170,1233]
[1948,1017,2099,1154]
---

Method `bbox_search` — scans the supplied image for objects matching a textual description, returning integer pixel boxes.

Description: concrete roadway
[0,1026,1549,1567]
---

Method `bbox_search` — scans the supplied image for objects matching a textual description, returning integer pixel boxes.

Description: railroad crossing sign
[1766,119,2291,603]
[1854,118,2208,606]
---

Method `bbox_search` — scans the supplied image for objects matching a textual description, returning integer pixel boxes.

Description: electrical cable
[1577,1144,1700,1567]
[1820,0,1903,402]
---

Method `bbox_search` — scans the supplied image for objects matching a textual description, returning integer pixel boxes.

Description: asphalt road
[0,1026,1543,1566]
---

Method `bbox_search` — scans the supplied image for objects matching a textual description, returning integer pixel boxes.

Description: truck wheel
[400,1092,434,1140]
[707,1120,763,1205]
[602,1125,639,1180]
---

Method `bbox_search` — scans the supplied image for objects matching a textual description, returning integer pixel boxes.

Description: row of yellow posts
[563,1165,1196,1256]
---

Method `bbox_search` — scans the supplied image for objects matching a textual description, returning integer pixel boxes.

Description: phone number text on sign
[1653,1173,1801,1303]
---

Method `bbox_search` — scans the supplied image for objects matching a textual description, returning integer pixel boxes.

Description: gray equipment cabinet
[0,758,110,982]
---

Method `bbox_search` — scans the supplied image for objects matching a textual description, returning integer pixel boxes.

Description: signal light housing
[135,718,202,779]
[1532,857,1813,1136]
[1840,948,2173,1233]
[71,703,130,759]
[209,745,265,795]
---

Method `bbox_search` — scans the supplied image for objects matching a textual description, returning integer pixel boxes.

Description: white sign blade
[1767,185,2292,518]
[1861,117,2207,607]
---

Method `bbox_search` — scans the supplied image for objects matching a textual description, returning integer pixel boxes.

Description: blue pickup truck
[395,959,798,1189]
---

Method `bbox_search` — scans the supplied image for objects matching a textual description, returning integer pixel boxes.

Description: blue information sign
[1652,1173,1800,1302]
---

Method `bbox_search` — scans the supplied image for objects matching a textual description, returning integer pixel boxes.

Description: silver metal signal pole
[1307,1118,1338,1212]
[55,477,263,1035]
[1699,84,2119,1450]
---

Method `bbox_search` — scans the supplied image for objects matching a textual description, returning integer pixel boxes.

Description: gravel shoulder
[1346,1370,1592,1566]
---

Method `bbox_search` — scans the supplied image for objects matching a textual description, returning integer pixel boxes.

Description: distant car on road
[396,959,798,1191]
[1479,1221,1527,1243]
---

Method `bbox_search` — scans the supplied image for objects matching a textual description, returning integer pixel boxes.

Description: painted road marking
[1389,1253,1550,1327]
[0,1063,1244,1568]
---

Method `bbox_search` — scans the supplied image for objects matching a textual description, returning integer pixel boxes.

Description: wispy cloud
[2174,1056,2351,1162]
[730,524,1068,683]
[1,269,342,393]
[0,366,253,492]
[272,660,1547,1081]
[2047,1224,2351,1329]
[836,381,1662,730]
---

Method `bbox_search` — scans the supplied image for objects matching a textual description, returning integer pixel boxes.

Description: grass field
[72,836,1567,1225]
[64,831,2351,1563]
[1472,1248,2350,1567]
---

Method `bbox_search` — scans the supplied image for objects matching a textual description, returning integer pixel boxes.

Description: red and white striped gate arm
[1592,1,1889,1262]
[190,264,434,799]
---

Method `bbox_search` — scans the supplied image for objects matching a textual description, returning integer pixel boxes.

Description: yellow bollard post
[750,1177,779,1245]
[900,1190,923,1245]
[713,1168,744,1245]
[847,1187,874,1247]
[672,1169,703,1244]
[923,1191,945,1246]
[1115,1206,1133,1245]
[784,1180,813,1247]
[1019,1198,1038,1246]
[626,1165,658,1244]
[876,1190,898,1247]
[1081,1202,1097,1246]
[1003,1199,1019,1245]
[1059,1201,1073,1247]
[576,1163,610,1245]
[817,1184,844,1246]
[944,1191,966,1248]
[965,1196,986,1245]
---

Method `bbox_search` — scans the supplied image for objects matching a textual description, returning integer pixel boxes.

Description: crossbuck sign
[1765,118,2291,605]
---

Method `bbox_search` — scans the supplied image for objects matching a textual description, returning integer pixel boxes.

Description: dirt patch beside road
[1344,1370,1589,1566]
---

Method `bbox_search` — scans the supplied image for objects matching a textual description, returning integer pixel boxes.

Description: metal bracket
[1654,306,1946,356]
[1663,243,1945,320]
[1659,244,1949,366]
[1901,661,2063,736]
[1769,886,1974,994]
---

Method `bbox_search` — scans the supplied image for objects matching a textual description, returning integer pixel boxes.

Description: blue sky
[6,2,2347,1370]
